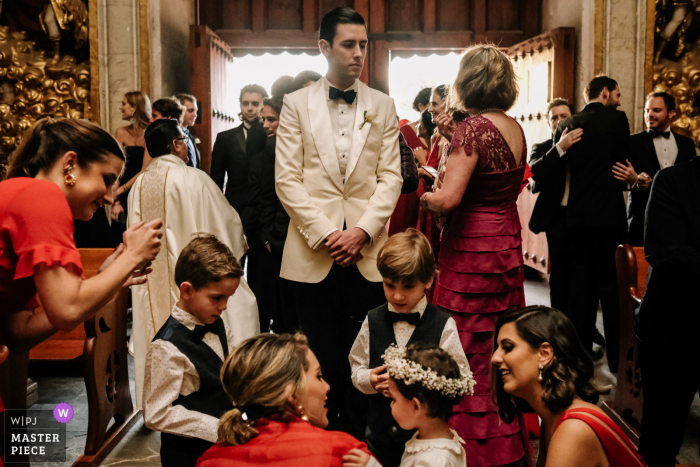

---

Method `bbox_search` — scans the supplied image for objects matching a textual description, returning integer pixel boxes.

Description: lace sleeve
[450,120,479,158]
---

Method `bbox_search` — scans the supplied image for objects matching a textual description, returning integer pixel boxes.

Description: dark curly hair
[491,306,609,423]
[393,344,464,419]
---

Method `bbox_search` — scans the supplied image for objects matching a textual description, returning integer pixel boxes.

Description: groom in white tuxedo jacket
[275,7,402,437]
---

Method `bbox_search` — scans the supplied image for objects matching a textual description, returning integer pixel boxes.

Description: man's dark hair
[292,70,322,89]
[432,84,450,102]
[585,76,618,101]
[153,98,184,121]
[646,91,676,112]
[144,119,184,158]
[412,87,432,112]
[420,109,436,138]
[319,7,366,47]
[263,96,284,116]
[239,84,268,102]
[271,75,295,98]
[547,98,574,115]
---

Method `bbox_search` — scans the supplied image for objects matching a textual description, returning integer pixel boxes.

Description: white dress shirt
[349,296,470,394]
[653,130,678,169]
[143,305,234,443]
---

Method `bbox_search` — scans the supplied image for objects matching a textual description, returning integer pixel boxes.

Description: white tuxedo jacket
[275,79,402,283]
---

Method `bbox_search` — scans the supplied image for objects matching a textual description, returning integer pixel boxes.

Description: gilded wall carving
[652,0,700,144]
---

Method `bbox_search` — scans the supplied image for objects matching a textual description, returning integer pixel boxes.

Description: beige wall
[541,0,597,113]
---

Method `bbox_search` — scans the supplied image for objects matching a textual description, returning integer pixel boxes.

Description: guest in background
[174,93,201,169]
[271,75,296,98]
[492,306,646,466]
[412,87,432,114]
[152,98,185,122]
[627,91,696,246]
[553,76,631,370]
[112,91,152,234]
[529,98,581,317]
[420,44,530,466]
[637,157,700,465]
[292,70,322,90]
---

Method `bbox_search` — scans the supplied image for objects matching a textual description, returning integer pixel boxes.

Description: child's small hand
[369,366,390,393]
[342,448,372,467]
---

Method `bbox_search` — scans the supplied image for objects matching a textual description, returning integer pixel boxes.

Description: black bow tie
[649,129,671,139]
[386,311,421,326]
[192,318,225,342]
[329,87,357,105]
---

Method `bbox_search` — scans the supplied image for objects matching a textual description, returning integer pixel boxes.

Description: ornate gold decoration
[0,25,90,162]
[40,0,89,61]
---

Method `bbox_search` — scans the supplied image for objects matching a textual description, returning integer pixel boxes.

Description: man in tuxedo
[210,84,268,216]
[552,76,633,372]
[275,7,402,437]
[637,157,700,466]
[627,91,696,246]
[174,93,201,169]
[529,98,581,316]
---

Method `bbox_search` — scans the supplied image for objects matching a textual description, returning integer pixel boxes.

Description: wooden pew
[3,249,140,467]
[601,244,648,447]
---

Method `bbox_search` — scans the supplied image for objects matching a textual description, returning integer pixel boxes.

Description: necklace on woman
[473,108,504,116]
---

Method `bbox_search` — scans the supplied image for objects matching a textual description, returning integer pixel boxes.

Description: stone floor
[26,275,700,466]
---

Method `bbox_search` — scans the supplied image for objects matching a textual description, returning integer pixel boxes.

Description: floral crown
[382,345,476,398]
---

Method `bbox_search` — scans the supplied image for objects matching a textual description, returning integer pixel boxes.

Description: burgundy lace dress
[433,116,530,467]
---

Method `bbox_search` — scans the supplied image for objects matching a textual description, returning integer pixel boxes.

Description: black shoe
[592,329,606,347]
[589,349,604,361]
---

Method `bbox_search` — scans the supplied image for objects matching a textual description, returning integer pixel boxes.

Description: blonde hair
[448,44,518,112]
[218,333,310,446]
[377,228,436,285]
[174,233,243,289]
[124,91,152,131]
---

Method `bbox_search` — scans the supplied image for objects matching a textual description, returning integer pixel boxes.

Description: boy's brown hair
[174,233,243,289]
[377,228,436,285]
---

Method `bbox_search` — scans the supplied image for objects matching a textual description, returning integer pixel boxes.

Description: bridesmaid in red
[419,45,530,466]
[492,306,646,467]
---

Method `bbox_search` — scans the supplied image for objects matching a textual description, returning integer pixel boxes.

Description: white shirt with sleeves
[653,130,678,169]
[399,429,467,467]
[349,295,470,394]
[143,305,234,443]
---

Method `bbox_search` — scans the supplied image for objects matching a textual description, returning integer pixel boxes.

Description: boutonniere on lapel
[360,110,378,130]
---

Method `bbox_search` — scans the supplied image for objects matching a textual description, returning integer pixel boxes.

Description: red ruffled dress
[197,416,375,467]
[0,178,83,409]
[433,116,530,466]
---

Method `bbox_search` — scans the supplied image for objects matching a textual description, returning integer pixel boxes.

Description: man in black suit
[627,91,696,246]
[637,157,700,466]
[529,98,581,316]
[552,76,634,373]
[210,84,269,217]
[174,93,201,169]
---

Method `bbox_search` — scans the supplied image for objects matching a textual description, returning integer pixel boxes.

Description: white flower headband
[382,345,476,398]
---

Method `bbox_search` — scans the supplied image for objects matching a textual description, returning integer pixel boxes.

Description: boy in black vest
[349,228,470,467]
[143,234,243,467]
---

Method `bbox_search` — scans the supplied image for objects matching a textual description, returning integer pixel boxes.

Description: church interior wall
[150,0,195,99]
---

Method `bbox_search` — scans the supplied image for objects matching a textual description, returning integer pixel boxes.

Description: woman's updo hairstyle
[218,333,310,446]
[491,306,608,423]
[393,344,464,419]
[5,118,124,180]
[448,44,519,112]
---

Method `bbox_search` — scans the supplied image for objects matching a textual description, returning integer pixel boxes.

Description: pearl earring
[538,363,544,382]
[298,405,309,423]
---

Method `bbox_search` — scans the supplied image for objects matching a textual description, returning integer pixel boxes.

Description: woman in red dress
[492,306,647,467]
[0,118,162,354]
[419,45,530,466]
[198,333,379,467]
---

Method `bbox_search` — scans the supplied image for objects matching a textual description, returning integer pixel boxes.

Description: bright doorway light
[229,52,327,102]
[389,53,461,122]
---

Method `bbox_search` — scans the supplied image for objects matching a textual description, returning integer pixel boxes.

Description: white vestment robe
[127,154,260,408]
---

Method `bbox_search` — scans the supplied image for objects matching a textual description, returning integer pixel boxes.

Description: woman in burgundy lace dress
[419,44,531,466]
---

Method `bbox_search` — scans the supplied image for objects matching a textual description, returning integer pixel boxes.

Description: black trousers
[639,341,700,466]
[246,237,274,332]
[545,206,571,316]
[566,227,623,373]
[287,263,385,440]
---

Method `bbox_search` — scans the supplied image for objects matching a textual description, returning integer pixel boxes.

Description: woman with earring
[492,306,646,466]
[197,333,379,467]
[0,118,162,412]
[111,91,153,230]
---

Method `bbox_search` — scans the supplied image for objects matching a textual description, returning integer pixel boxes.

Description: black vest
[153,315,232,467]
[365,303,450,467]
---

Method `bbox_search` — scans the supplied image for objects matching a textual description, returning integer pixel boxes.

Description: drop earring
[63,164,76,186]
[538,364,544,382]
[298,405,309,423]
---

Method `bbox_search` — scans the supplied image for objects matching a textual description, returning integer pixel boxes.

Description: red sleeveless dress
[554,408,647,466]
[433,116,530,467]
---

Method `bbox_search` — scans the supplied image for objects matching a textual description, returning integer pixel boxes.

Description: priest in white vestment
[128,118,259,408]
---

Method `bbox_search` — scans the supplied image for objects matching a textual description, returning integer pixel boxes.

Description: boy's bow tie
[386,311,421,326]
